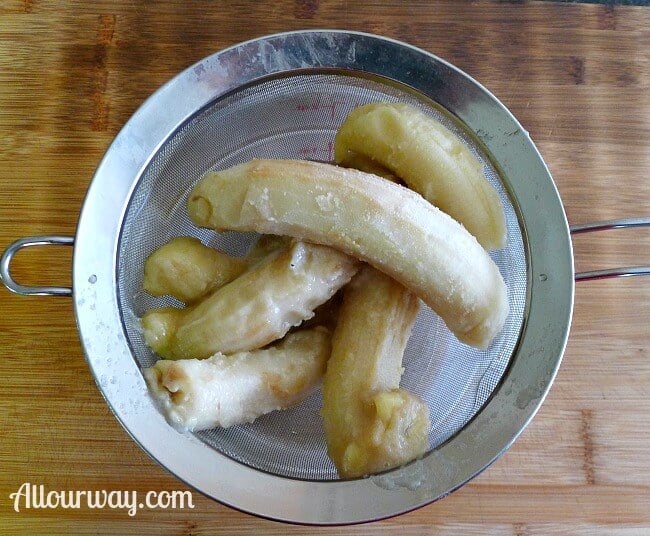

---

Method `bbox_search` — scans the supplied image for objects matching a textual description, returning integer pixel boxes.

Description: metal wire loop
[570,218,650,281]
[0,236,74,296]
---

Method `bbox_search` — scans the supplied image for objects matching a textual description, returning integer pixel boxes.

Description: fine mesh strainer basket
[0,31,582,524]
[120,69,528,482]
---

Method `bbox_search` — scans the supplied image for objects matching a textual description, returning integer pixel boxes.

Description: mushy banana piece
[187,159,508,348]
[143,235,290,304]
[334,102,507,250]
[144,327,331,431]
[141,239,358,359]
[143,236,248,304]
[322,265,430,478]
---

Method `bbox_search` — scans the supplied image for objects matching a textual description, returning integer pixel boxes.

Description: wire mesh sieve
[116,71,527,481]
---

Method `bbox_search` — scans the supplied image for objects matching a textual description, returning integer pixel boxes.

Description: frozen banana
[188,159,508,348]
[334,102,507,250]
[144,327,331,431]
[141,239,358,359]
[322,266,430,478]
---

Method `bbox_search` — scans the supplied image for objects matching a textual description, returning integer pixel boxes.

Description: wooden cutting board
[1,1,648,533]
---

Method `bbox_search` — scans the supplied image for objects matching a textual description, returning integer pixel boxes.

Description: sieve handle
[570,217,650,281]
[0,236,74,296]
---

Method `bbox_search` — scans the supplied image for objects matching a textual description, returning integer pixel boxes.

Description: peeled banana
[188,158,508,348]
[144,327,331,431]
[321,266,430,477]
[142,239,358,359]
[334,102,507,250]
[143,236,248,304]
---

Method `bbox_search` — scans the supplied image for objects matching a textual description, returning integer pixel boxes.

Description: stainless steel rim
[72,30,574,524]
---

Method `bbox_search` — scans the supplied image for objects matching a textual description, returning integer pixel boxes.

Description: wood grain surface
[1,1,649,534]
